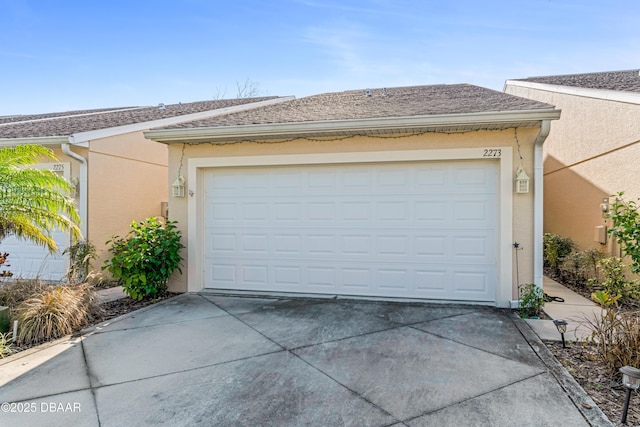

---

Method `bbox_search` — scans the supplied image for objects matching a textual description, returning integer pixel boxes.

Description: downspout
[62,138,88,238]
[533,120,551,290]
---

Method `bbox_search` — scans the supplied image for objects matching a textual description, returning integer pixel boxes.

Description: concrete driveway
[0,293,605,426]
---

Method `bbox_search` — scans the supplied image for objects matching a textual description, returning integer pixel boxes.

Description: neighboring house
[504,70,640,252]
[145,84,560,307]
[0,97,289,280]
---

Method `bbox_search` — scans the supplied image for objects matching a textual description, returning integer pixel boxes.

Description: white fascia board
[145,108,561,143]
[69,97,295,144]
[0,136,69,147]
[505,80,640,105]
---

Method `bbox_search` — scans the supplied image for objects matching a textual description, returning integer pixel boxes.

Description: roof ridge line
[0,106,147,128]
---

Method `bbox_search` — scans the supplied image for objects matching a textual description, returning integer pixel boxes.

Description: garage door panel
[453,166,493,186]
[376,269,411,290]
[207,202,236,224]
[274,266,301,286]
[307,235,337,255]
[242,203,268,222]
[242,265,269,286]
[308,202,336,221]
[415,270,448,293]
[343,170,372,188]
[415,201,448,224]
[342,202,373,221]
[452,269,495,298]
[203,161,497,302]
[376,235,409,257]
[307,267,336,288]
[242,234,268,254]
[453,236,492,259]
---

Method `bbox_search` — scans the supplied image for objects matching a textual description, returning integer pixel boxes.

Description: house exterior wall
[505,84,640,252]
[87,132,168,268]
[165,128,540,304]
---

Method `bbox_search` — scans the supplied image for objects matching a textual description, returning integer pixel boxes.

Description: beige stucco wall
[164,127,540,302]
[505,84,640,252]
[87,132,168,268]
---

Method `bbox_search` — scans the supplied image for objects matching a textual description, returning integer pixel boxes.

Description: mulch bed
[545,341,640,426]
[543,270,640,425]
[87,291,178,325]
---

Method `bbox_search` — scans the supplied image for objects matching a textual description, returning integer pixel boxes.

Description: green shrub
[608,192,640,274]
[0,308,9,333]
[14,284,99,345]
[588,257,640,301]
[559,248,603,288]
[103,218,184,301]
[543,233,575,274]
[63,240,97,284]
[518,283,545,318]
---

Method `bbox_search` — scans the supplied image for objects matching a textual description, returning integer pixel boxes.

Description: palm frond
[0,145,82,253]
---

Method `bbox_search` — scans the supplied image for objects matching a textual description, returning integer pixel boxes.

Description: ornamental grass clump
[0,278,46,308]
[0,332,13,358]
[14,283,100,346]
[584,290,640,374]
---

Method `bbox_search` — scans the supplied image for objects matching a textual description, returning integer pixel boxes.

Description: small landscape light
[553,319,568,348]
[619,366,640,424]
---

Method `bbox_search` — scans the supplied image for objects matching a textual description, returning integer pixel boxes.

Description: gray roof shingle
[0,98,279,139]
[162,84,554,130]
[513,69,640,93]
[0,107,137,125]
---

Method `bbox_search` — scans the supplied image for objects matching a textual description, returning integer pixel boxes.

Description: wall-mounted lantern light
[172,175,185,198]
[515,166,530,194]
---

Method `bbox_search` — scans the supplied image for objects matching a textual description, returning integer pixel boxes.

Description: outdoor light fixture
[172,175,185,198]
[553,319,568,348]
[515,166,530,194]
[619,366,640,424]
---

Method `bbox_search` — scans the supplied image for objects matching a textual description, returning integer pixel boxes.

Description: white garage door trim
[187,148,513,306]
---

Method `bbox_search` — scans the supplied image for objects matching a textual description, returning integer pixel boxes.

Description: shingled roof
[0,97,279,140]
[0,107,138,125]
[145,84,559,144]
[512,70,640,93]
[162,84,554,130]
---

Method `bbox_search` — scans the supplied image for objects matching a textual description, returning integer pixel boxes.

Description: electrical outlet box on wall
[594,225,607,244]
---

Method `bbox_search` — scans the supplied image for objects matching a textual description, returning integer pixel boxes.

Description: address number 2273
[482,149,501,157]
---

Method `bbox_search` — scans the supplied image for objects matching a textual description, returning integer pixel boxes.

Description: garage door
[1,231,69,281]
[203,160,498,302]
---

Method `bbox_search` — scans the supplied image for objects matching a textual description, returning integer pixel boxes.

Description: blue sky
[1,0,638,115]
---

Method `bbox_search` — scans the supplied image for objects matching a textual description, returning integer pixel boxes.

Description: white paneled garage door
[203,160,498,302]
[1,231,69,281]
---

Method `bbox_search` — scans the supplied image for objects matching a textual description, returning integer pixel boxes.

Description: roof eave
[0,136,70,148]
[505,80,640,105]
[144,108,561,144]
[0,97,295,144]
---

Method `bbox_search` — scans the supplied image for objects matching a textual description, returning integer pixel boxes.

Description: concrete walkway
[524,277,603,342]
